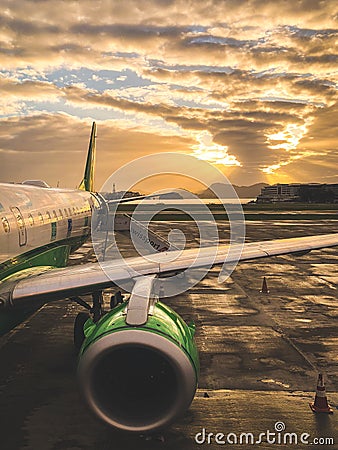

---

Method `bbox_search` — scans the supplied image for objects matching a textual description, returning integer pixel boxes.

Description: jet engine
[77,300,199,433]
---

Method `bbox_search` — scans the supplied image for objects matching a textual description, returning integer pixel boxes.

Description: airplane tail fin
[78,122,96,192]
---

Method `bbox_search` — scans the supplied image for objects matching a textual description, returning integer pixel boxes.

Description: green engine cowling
[77,300,199,433]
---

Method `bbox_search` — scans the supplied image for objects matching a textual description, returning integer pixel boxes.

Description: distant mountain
[158,192,183,199]
[199,182,269,199]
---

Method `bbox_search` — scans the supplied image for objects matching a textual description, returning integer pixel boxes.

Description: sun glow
[191,131,241,167]
[262,151,316,176]
[266,120,312,152]
[263,119,313,175]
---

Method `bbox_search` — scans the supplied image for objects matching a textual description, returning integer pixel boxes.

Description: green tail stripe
[79,122,96,192]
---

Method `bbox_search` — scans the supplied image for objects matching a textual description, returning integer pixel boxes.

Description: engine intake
[78,329,197,433]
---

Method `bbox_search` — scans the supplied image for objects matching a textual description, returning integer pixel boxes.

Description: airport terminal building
[256,183,338,203]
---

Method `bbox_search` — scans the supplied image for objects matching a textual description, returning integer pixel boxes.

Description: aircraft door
[10,206,27,247]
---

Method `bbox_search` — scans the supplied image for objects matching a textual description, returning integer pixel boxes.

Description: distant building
[257,183,301,203]
[256,183,338,203]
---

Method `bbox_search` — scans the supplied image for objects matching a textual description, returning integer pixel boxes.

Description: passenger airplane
[0,123,337,433]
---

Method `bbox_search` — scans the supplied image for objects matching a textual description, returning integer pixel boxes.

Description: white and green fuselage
[0,183,95,333]
[0,183,94,281]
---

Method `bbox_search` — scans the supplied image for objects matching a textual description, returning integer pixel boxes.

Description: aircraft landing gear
[110,290,124,309]
[74,311,90,351]
[72,290,126,351]
[71,290,104,352]
[91,291,104,323]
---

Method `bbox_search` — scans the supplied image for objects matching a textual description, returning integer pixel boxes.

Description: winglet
[79,122,96,192]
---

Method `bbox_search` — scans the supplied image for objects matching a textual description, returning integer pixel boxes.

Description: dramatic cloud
[0,113,196,189]
[0,0,337,187]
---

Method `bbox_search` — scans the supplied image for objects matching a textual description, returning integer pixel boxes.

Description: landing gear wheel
[74,312,90,352]
[110,290,123,309]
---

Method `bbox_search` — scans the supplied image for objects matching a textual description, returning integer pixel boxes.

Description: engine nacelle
[77,301,199,433]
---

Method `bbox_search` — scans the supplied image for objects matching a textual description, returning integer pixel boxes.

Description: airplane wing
[1,233,337,309]
[108,194,157,204]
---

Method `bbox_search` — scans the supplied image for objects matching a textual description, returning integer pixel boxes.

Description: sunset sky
[0,0,337,192]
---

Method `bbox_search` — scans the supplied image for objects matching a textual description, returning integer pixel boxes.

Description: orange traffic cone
[310,373,333,414]
[260,277,269,294]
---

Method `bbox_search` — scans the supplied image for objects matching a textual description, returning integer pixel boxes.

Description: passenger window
[64,208,68,217]
[46,211,51,221]
[38,212,44,224]
[1,217,10,233]
[59,209,63,218]
[68,208,72,216]
[53,210,57,219]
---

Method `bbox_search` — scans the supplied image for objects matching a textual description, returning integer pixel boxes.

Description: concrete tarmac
[0,220,337,450]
